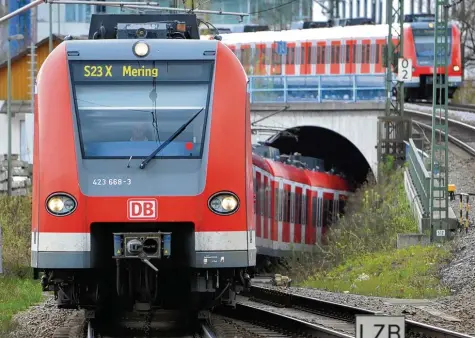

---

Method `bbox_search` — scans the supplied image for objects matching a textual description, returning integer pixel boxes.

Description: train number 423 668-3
[92,178,132,186]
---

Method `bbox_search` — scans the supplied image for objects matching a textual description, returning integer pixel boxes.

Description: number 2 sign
[397,58,413,82]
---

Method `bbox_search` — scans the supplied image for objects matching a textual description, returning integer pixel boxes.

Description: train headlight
[133,41,149,57]
[208,192,239,215]
[453,65,460,72]
[46,193,77,216]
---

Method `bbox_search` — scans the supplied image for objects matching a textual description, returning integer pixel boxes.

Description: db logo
[127,199,158,220]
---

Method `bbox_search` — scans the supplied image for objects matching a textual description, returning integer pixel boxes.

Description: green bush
[287,159,419,282]
[0,196,32,278]
[301,245,451,298]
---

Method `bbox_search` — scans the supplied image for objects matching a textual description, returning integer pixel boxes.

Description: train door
[289,182,296,245]
[316,41,326,75]
[255,43,267,75]
[282,180,291,243]
[361,40,371,74]
[299,185,312,244]
[321,191,334,238]
[240,44,252,74]
[300,41,312,75]
[273,178,282,244]
[271,42,283,75]
[285,42,297,75]
[330,41,342,75]
[264,173,271,241]
[293,183,303,244]
[253,167,258,236]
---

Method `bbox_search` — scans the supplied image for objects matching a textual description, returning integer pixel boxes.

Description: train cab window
[70,60,213,159]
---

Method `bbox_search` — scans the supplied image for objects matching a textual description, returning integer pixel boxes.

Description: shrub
[0,196,32,278]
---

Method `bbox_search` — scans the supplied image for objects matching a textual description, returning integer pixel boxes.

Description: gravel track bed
[4,292,80,338]
[406,103,475,128]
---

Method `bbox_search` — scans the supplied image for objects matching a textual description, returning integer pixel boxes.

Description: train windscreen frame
[69,60,214,160]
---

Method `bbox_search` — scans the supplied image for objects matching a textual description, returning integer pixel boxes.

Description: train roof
[252,153,350,192]
[210,21,460,44]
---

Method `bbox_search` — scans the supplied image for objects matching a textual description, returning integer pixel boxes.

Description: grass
[0,195,43,333]
[0,276,43,334]
[301,245,452,299]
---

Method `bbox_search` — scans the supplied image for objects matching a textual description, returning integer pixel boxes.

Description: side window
[312,196,317,227]
[256,175,260,216]
[253,173,257,215]
[346,44,351,63]
[322,199,329,227]
[318,197,323,227]
[275,186,280,220]
[295,192,301,225]
[301,46,307,65]
[286,46,295,65]
[290,191,295,223]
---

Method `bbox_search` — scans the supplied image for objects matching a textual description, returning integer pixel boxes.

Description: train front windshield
[69,60,213,159]
[413,27,452,65]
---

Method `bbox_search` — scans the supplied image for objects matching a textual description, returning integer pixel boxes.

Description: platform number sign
[276,41,287,55]
[356,315,405,338]
[397,58,412,82]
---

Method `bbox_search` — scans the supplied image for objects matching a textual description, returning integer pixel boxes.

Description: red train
[252,146,350,267]
[204,14,462,101]
[32,14,255,316]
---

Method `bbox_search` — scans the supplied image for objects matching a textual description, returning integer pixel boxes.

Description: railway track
[413,102,475,113]
[406,108,475,156]
[244,285,474,338]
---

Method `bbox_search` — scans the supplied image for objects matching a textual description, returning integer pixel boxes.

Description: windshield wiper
[139,108,204,169]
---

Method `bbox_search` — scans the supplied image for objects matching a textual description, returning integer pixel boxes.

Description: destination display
[70,61,213,82]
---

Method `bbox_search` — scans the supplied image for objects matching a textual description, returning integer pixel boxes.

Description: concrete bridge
[250,102,385,183]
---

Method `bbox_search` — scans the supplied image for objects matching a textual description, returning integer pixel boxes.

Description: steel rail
[248,285,474,338]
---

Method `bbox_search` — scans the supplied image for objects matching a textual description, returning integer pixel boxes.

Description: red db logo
[127,199,158,220]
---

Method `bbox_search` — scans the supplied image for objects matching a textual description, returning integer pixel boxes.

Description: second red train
[252,145,351,266]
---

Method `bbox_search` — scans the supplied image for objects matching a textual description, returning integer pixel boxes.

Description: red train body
[252,150,350,263]
[206,20,462,101]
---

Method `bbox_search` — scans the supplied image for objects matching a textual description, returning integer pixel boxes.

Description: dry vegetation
[284,158,452,298]
[0,195,43,333]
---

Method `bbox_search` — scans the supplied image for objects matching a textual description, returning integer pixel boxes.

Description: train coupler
[112,232,172,260]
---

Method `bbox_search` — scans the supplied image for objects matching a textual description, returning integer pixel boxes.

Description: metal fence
[406,138,431,217]
[247,74,387,104]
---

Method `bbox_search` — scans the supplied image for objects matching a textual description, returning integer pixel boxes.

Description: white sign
[397,58,412,82]
[127,199,158,220]
[436,229,446,236]
[356,315,405,338]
